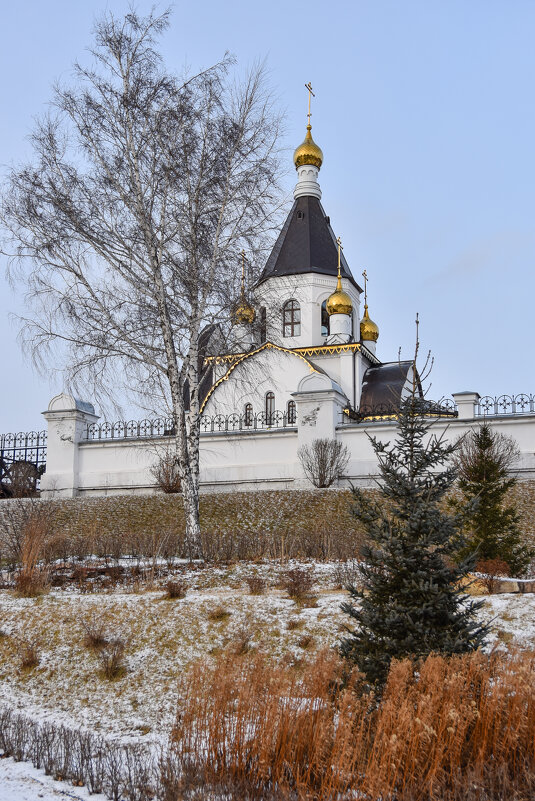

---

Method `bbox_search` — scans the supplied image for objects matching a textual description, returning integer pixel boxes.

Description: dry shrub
[477,557,511,594]
[245,574,266,595]
[170,648,535,800]
[165,579,188,599]
[207,605,231,622]
[150,450,181,494]
[16,636,41,670]
[96,638,127,680]
[282,567,316,603]
[81,613,109,650]
[14,508,51,597]
[287,618,304,631]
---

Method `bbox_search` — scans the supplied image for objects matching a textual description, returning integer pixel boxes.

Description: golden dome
[293,125,323,169]
[326,275,353,316]
[360,304,379,342]
[233,297,256,325]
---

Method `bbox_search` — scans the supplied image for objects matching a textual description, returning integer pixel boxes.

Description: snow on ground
[1,559,534,776]
[0,756,106,801]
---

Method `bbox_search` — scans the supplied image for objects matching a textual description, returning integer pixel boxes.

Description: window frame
[244,403,253,428]
[282,299,301,338]
[287,400,296,425]
[265,391,275,424]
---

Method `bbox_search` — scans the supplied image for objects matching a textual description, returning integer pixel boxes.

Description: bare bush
[15,636,41,670]
[245,574,266,595]
[150,450,182,495]
[164,579,187,599]
[477,558,511,594]
[333,558,363,590]
[95,638,128,680]
[298,438,350,488]
[207,605,231,622]
[81,613,109,650]
[282,567,316,602]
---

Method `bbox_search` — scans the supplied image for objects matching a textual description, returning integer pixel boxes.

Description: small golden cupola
[326,237,353,317]
[232,251,256,326]
[293,82,323,169]
[293,83,324,201]
[293,125,324,170]
[359,270,379,343]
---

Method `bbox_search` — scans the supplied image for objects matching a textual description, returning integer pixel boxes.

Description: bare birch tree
[1,10,284,557]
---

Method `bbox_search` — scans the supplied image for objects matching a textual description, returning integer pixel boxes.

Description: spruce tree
[456,423,532,575]
[340,384,488,688]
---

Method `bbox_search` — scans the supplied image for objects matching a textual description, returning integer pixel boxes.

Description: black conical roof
[257,195,362,291]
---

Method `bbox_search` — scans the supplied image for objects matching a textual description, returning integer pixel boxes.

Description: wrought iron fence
[476,394,535,416]
[85,418,175,440]
[200,410,296,433]
[84,410,296,440]
[0,430,47,495]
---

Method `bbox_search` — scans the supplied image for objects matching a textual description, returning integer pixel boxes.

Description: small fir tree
[340,339,488,687]
[455,423,532,576]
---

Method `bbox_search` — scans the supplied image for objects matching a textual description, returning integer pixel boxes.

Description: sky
[1,0,534,432]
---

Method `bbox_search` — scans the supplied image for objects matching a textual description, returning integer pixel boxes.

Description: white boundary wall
[39,391,535,498]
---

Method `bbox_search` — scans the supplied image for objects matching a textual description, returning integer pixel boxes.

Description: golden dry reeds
[170,648,535,800]
[14,510,50,597]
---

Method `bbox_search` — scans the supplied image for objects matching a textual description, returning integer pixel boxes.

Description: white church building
[35,115,535,497]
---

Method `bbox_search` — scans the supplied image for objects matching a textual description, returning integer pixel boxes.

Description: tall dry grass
[171,648,535,800]
[14,510,51,596]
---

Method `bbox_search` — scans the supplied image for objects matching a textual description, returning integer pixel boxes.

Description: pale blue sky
[1,0,534,432]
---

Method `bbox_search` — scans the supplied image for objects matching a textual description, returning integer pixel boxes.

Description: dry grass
[164,579,188,599]
[245,574,267,595]
[14,510,51,597]
[95,637,128,680]
[171,648,535,800]
[207,604,232,622]
[15,636,41,670]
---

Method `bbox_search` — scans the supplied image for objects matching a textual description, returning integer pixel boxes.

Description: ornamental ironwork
[476,394,535,416]
[84,410,297,440]
[0,430,47,497]
[85,418,175,440]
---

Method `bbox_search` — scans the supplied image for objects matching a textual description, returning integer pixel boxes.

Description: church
[38,94,535,497]
[200,93,417,430]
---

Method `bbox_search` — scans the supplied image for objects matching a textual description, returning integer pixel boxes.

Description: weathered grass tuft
[164,579,188,599]
[171,648,535,800]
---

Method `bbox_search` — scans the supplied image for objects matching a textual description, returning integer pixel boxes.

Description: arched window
[287,400,296,425]
[282,299,301,337]
[265,391,275,424]
[321,300,329,337]
[244,403,253,428]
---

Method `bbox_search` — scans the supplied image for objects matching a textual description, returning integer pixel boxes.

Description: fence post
[292,373,348,486]
[41,393,99,498]
[452,391,480,421]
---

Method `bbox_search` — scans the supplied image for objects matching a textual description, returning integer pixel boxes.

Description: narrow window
[265,391,275,424]
[321,299,329,337]
[259,306,267,342]
[283,299,301,337]
[244,403,253,427]
[287,400,296,425]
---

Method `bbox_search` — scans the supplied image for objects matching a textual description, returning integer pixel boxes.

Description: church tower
[254,84,362,349]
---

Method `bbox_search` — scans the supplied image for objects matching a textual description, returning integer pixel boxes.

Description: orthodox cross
[362,269,368,305]
[305,82,315,125]
[336,236,343,278]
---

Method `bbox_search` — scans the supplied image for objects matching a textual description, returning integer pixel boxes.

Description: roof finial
[336,236,343,288]
[362,269,368,309]
[233,251,255,325]
[360,268,379,343]
[305,81,315,127]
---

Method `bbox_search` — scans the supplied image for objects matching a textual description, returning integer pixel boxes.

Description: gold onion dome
[360,304,379,342]
[326,275,353,316]
[293,125,323,169]
[233,296,256,325]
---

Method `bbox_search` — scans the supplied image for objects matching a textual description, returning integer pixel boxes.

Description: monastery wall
[38,391,535,498]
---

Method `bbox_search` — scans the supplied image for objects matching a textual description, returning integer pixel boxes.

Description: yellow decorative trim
[206,342,365,365]
[200,342,321,413]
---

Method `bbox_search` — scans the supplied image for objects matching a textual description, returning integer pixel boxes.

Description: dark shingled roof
[257,195,362,292]
[359,361,420,413]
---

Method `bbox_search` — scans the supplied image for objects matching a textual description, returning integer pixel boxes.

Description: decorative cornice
[206,341,373,366]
